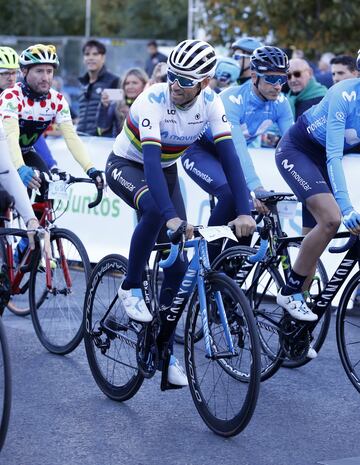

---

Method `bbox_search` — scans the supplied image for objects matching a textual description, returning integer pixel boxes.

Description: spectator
[286,58,327,121]
[77,39,119,136]
[145,40,167,78]
[315,51,335,88]
[147,62,168,86]
[97,67,148,137]
[330,55,358,84]
[231,36,263,84]
[209,56,239,93]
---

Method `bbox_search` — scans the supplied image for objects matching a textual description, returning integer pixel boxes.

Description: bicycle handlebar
[39,172,103,209]
[160,219,272,269]
[328,234,358,254]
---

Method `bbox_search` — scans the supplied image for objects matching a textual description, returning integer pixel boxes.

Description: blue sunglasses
[256,72,287,86]
[167,70,201,88]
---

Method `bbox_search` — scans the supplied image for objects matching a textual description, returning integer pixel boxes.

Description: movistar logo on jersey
[306,115,326,134]
[281,159,294,172]
[204,91,214,103]
[182,158,194,171]
[282,159,311,191]
[19,133,39,146]
[6,102,17,112]
[148,92,166,104]
[182,158,213,184]
[111,168,135,192]
[229,94,243,105]
[342,90,356,102]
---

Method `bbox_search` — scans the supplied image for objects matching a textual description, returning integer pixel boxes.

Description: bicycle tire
[29,228,90,355]
[281,242,331,368]
[212,246,284,381]
[0,237,30,317]
[0,318,11,451]
[84,254,144,401]
[336,270,360,393]
[184,272,261,437]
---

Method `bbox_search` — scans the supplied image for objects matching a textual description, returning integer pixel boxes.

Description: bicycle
[84,223,262,437]
[0,172,102,355]
[211,192,331,380]
[153,192,330,357]
[215,214,360,386]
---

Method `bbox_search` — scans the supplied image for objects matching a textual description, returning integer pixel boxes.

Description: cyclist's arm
[0,134,36,224]
[58,121,93,173]
[326,96,352,214]
[276,96,294,135]
[214,137,251,215]
[220,92,263,191]
[2,117,24,169]
[143,144,177,220]
[207,93,251,215]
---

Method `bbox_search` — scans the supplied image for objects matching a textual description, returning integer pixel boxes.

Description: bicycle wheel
[185,272,261,437]
[29,228,90,355]
[281,242,331,368]
[0,318,11,451]
[84,254,144,401]
[212,246,284,381]
[0,237,30,317]
[336,270,360,393]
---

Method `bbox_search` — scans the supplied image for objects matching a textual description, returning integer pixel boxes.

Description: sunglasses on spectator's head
[256,73,288,86]
[167,70,201,88]
[287,70,303,80]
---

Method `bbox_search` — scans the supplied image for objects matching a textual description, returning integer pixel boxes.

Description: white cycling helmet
[168,39,217,79]
[19,44,59,69]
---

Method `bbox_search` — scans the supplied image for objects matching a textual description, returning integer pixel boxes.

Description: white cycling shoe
[277,290,318,322]
[118,286,153,323]
[168,356,188,387]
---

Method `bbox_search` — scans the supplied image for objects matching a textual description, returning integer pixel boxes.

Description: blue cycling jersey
[198,79,294,190]
[302,78,360,214]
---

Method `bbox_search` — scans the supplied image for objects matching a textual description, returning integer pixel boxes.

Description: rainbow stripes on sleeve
[213,132,232,144]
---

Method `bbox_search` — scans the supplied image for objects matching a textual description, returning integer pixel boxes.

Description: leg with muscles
[278,193,341,321]
[275,135,340,322]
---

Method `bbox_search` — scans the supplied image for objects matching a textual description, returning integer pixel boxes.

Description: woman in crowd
[96,67,149,137]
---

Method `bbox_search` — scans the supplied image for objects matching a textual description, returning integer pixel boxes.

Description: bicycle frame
[234,230,359,333]
[155,235,236,358]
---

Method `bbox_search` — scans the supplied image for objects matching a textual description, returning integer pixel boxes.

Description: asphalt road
[1,310,360,465]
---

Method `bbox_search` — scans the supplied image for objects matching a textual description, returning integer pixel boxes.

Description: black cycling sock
[282,270,307,295]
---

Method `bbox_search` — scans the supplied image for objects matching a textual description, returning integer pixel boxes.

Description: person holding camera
[96,67,149,137]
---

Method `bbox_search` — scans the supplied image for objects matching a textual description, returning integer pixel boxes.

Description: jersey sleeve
[0,89,21,121]
[137,89,177,220]
[325,91,353,214]
[59,121,93,173]
[220,90,262,191]
[0,124,35,224]
[137,89,163,150]
[276,94,294,135]
[54,93,72,125]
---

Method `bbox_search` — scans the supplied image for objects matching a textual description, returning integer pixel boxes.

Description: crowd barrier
[47,136,360,285]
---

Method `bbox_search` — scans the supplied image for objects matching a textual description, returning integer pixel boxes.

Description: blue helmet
[231,37,264,54]
[250,46,289,73]
[214,57,240,83]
